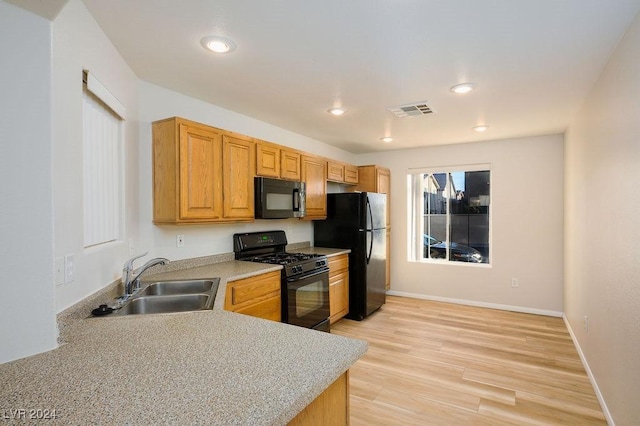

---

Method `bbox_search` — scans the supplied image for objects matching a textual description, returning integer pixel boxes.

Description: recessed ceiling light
[450,83,475,94]
[328,107,346,116]
[201,36,236,53]
[473,125,489,132]
[381,137,393,143]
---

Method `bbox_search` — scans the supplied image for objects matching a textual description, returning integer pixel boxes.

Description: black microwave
[254,177,306,219]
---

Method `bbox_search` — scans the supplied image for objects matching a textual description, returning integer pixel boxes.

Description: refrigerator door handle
[365,196,374,264]
[366,196,374,231]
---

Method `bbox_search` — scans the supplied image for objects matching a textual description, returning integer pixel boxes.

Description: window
[82,71,125,248]
[408,166,490,264]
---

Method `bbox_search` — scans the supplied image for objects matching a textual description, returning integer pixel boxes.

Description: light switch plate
[64,254,75,284]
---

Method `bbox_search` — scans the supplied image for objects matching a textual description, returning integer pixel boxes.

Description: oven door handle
[286,267,329,282]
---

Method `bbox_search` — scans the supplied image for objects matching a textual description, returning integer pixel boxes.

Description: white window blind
[82,84,123,248]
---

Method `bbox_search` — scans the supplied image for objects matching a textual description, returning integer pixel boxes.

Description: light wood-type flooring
[331,296,607,425]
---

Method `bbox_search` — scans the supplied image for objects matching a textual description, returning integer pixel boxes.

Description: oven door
[285,268,330,330]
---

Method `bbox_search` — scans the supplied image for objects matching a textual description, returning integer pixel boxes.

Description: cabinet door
[329,271,349,324]
[280,149,301,181]
[179,123,223,220]
[301,155,327,219]
[223,134,255,219]
[328,254,349,324]
[327,161,345,182]
[256,141,280,178]
[344,165,359,184]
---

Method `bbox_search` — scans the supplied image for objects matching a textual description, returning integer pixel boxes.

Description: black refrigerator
[314,192,386,320]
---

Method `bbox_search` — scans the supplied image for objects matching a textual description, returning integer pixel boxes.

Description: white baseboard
[562,315,614,426]
[385,290,564,317]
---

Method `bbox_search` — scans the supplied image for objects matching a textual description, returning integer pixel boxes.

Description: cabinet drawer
[226,271,281,306]
[328,254,349,274]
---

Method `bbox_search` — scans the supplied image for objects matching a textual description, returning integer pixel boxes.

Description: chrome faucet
[122,252,170,298]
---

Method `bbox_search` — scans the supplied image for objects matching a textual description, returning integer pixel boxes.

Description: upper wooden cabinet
[153,117,224,223]
[327,160,359,185]
[354,165,390,226]
[280,149,301,181]
[344,164,359,184]
[301,154,327,220]
[255,140,280,178]
[152,117,254,223]
[256,140,301,181]
[223,134,255,220]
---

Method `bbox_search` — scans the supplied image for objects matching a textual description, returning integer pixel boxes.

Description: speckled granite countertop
[289,246,350,257]
[0,249,366,425]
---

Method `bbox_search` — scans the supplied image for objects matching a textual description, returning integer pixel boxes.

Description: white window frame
[407,164,491,266]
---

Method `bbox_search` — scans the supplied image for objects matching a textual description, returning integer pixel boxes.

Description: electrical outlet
[584,316,589,333]
[64,254,75,284]
[176,234,184,248]
[511,278,519,288]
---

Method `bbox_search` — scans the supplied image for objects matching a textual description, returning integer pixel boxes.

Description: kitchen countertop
[0,249,365,425]
[289,246,350,257]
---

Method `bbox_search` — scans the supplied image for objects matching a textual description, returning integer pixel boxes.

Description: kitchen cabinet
[223,134,255,219]
[224,270,281,321]
[328,254,349,324]
[152,117,255,223]
[301,154,327,220]
[280,149,301,181]
[344,164,359,184]
[256,140,301,181]
[153,117,224,223]
[327,160,359,185]
[354,165,391,290]
[288,371,349,425]
[255,140,280,178]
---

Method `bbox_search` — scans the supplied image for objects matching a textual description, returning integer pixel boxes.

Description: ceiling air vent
[386,101,435,118]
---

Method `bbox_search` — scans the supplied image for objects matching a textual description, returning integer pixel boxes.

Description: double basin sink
[115,279,220,316]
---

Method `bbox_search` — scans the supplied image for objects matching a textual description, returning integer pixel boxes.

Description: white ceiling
[15,0,640,153]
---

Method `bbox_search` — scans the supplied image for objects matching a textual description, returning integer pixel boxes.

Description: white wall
[0,2,57,363]
[564,11,640,425]
[358,134,564,314]
[136,81,356,261]
[53,0,140,312]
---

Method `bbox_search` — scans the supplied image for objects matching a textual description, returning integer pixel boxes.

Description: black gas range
[233,231,330,332]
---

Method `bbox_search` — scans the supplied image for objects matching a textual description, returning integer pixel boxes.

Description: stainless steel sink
[113,278,219,316]
[116,294,212,315]
[138,279,216,296]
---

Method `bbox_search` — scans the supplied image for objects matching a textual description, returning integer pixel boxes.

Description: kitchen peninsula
[0,255,366,425]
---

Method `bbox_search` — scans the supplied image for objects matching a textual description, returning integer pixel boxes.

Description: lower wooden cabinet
[288,371,349,426]
[328,254,349,324]
[224,271,281,321]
